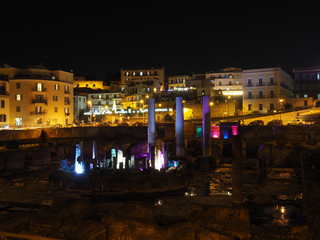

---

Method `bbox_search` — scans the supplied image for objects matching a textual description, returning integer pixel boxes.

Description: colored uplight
[210,126,220,138]
[221,126,229,139]
[196,127,202,138]
[155,148,164,170]
[75,143,84,174]
[232,125,238,135]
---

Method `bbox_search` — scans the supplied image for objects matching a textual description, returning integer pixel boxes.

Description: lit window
[37,83,42,91]
[55,84,59,90]
[140,71,143,76]
[16,94,21,101]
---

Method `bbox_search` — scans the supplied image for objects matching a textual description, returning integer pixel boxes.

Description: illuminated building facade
[120,67,165,96]
[73,76,108,90]
[0,65,74,127]
[242,67,294,114]
[87,90,124,116]
[206,67,243,96]
[167,75,191,91]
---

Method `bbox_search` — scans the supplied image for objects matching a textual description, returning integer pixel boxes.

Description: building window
[54,84,59,90]
[93,84,96,87]
[36,106,42,113]
[54,107,58,113]
[259,104,263,110]
[16,106,20,112]
[16,94,22,101]
[304,100,308,106]
[317,73,320,80]
[270,103,274,110]
[247,78,252,86]
[269,77,274,85]
[270,89,274,98]
[258,90,263,98]
[0,114,6,122]
[310,73,315,80]
[0,100,4,108]
[36,83,43,92]
[65,86,70,94]
[304,94,308,98]
[53,96,58,101]
[247,91,252,99]
[16,83,20,89]
[248,104,252,111]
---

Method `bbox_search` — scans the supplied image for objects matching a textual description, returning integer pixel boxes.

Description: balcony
[64,90,70,94]
[256,82,265,86]
[31,110,47,115]
[65,112,70,116]
[32,99,47,104]
[32,87,47,92]
[245,95,254,99]
[245,83,254,87]
[64,101,71,105]
[267,81,276,86]
[256,94,265,99]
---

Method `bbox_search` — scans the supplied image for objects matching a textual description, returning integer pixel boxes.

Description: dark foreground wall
[0,126,148,144]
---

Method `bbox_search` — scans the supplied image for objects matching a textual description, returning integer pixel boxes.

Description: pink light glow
[210,126,220,138]
[232,125,238,135]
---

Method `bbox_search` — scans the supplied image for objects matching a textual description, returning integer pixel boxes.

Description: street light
[140,99,144,122]
[87,100,92,123]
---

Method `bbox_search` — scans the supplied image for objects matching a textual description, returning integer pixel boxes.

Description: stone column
[202,95,211,157]
[148,97,156,168]
[176,97,184,156]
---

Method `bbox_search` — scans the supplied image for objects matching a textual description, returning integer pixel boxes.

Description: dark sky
[1,2,320,80]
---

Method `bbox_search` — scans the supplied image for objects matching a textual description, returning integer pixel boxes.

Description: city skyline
[1,2,320,80]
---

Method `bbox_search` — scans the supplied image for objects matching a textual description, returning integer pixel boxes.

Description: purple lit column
[202,96,211,157]
[176,97,184,156]
[148,97,156,168]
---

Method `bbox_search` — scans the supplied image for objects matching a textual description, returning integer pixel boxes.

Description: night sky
[1,2,320,80]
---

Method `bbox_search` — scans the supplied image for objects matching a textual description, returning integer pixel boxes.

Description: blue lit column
[148,97,156,168]
[202,95,211,157]
[176,97,184,156]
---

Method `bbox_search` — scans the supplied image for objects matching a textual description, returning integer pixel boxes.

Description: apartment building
[120,67,165,96]
[242,67,294,114]
[293,66,320,100]
[0,65,74,127]
[167,75,191,91]
[0,73,9,127]
[87,90,124,114]
[206,67,243,96]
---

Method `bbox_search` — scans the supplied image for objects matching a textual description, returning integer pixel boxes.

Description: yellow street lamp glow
[209,102,213,106]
